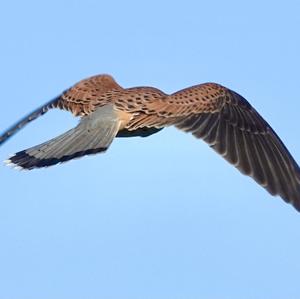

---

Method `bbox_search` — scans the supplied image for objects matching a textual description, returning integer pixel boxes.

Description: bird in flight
[1,74,299,211]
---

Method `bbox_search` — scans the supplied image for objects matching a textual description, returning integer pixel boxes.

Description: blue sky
[0,1,300,298]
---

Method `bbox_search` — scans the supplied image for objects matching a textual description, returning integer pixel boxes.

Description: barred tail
[5,105,120,170]
[0,96,60,146]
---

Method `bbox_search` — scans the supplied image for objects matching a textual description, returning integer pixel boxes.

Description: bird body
[1,74,300,211]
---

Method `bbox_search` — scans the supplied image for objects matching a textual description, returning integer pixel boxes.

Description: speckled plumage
[1,74,300,212]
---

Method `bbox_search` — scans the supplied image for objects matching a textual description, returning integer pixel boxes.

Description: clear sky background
[0,1,300,299]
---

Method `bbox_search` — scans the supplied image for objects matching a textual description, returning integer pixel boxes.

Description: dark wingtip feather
[0,96,61,147]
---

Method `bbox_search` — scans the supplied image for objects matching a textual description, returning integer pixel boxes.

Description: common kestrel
[1,74,299,211]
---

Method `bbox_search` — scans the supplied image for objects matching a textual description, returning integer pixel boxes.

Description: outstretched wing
[125,83,300,211]
[0,74,123,146]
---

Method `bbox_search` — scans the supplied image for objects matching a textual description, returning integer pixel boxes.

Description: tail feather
[5,105,119,170]
[0,96,60,146]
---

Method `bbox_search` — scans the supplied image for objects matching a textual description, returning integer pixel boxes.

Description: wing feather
[135,83,300,211]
